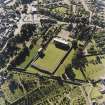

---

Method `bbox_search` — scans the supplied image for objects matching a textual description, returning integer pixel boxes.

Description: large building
[53,38,70,50]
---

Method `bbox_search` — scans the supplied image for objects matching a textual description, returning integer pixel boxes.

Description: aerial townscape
[0,0,105,105]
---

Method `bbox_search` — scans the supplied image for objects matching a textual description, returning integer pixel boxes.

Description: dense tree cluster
[11,46,29,66]
[20,23,36,41]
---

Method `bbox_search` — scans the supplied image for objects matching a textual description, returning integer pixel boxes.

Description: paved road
[80,0,92,23]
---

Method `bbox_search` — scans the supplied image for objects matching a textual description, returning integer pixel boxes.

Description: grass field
[84,56,105,80]
[55,49,75,76]
[18,44,40,69]
[0,97,5,105]
[1,73,42,104]
[25,45,105,81]
[56,51,105,80]
[1,80,24,103]
[91,87,102,99]
[55,49,85,80]
[26,66,39,74]
[35,43,66,71]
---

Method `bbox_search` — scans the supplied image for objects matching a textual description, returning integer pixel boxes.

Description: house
[100,77,105,85]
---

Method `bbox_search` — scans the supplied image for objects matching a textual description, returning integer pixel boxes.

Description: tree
[20,24,36,41]
[72,40,78,49]
[65,64,75,80]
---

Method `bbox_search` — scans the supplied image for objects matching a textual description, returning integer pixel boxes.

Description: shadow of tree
[9,80,18,93]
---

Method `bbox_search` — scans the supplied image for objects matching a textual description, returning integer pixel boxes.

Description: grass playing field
[35,43,66,71]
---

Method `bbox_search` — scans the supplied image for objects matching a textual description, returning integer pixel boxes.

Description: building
[99,86,105,94]
[53,38,70,50]
[32,6,37,14]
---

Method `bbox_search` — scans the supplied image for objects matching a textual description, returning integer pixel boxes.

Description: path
[80,0,92,23]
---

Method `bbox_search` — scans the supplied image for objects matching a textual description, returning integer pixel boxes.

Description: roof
[53,38,69,45]
[4,0,12,4]
[100,76,105,80]
[32,7,37,12]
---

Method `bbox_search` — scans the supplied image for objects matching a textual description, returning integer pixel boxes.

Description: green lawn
[55,49,85,80]
[26,66,39,74]
[74,69,85,80]
[91,87,102,100]
[2,73,41,103]
[35,43,66,71]
[18,45,40,69]
[73,55,105,80]
[55,49,75,76]
[0,98,5,105]
[1,81,24,103]
[25,46,105,81]
[84,84,104,102]
[84,56,105,80]
[56,50,105,80]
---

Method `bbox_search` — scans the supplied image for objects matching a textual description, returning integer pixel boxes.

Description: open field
[55,49,75,76]
[84,55,105,80]
[72,55,105,80]
[84,83,105,104]
[26,66,40,74]
[25,46,105,81]
[18,43,40,69]
[53,50,105,80]
[90,87,102,100]
[55,49,85,80]
[1,73,42,104]
[35,43,66,71]
[0,97,5,105]
[1,75,25,104]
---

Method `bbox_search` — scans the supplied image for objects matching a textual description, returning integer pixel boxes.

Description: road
[80,0,92,23]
